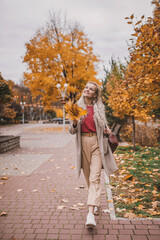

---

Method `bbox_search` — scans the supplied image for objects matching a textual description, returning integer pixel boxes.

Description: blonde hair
[77,81,107,128]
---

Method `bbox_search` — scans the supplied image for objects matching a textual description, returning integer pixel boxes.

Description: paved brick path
[0,124,160,240]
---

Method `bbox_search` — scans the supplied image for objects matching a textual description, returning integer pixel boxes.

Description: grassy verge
[110,144,160,219]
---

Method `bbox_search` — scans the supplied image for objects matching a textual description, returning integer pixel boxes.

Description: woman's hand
[73,119,78,128]
[104,127,112,135]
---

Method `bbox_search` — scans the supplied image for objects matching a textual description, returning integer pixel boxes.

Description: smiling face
[83,83,97,100]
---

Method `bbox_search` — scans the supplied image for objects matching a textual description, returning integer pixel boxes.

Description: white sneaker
[85,212,96,228]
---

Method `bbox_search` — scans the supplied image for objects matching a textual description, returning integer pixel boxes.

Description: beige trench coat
[69,118,118,178]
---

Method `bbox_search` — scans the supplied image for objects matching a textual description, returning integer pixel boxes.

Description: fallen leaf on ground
[77,203,85,206]
[134,188,141,192]
[0,212,7,216]
[116,208,126,212]
[123,174,133,181]
[50,189,56,192]
[0,177,9,180]
[57,205,66,210]
[17,189,23,192]
[108,200,113,203]
[143,189,150,193]
[114,196,122,201]
[32,189,37,192]
[0,182,5,185]
[151,211,160,215]
[153,169,159,172]
[62,199,68,203]
[152,201,159,208]
[69,206,79,210]
[48,159,55,162]
[129,189,135,193]
[137,204,145,210]
[145,184,151,187]
[107,185,114,189]
[70,166,75,169]
[124,212,137,219]
[152,190,158,195]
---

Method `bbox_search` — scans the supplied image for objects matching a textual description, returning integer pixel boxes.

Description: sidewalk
[0,124,160,240]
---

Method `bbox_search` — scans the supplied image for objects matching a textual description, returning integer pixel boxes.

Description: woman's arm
[104,125,112,136]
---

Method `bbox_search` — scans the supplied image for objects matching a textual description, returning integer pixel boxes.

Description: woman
[69,81,118,228]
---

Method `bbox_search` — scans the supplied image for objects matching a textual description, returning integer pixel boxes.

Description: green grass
[110,145,160,218]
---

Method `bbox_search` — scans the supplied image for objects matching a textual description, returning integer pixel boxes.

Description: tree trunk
[132,116,136,151]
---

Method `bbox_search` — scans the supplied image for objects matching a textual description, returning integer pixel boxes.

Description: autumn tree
[0,73,12,104]
[101,58,127,126]
[23,12,100,109]
[105,1,160,150]
[125,0,160,119]
[0,74,17,122]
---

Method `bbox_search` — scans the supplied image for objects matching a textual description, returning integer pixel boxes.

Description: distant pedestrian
[69,81,118,228]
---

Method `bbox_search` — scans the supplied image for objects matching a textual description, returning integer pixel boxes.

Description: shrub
[120,122,159,147]
[135,124,159,147]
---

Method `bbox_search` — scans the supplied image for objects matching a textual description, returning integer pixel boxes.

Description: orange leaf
[0,212,7,216]
[123,174,133,181]
[0,177,9,180]
[130,14,134,19]
[65,101,87,121]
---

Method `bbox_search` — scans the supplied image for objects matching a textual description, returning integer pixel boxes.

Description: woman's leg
[81,135,91,189]
[88,206,94,214]
[81,135,102,227]
[87,136,102,207]
[81,135,102,207]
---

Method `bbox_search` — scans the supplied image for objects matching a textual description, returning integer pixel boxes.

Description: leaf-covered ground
[110,144,160,219]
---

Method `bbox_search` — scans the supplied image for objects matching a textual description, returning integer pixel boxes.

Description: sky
[0,0,153,84]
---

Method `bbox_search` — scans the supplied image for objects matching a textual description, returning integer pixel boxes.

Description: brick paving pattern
[0,124,160,240]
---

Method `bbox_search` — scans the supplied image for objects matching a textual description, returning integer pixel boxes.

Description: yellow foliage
[106,2,160,122]
[123,174,133,181]
[23,15,100,107]
[55,109,63,118]
[0,104,16,119]
[65,101,87,121]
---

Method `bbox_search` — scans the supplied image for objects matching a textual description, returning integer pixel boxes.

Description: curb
[104,172,116,220]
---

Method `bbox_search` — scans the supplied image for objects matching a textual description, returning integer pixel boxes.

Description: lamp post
[20,102,26,124]
[56,83,68,131]
[39,104,42,121]
[30,106,33,121]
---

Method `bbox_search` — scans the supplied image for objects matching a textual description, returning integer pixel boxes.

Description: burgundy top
[81,106,96,133]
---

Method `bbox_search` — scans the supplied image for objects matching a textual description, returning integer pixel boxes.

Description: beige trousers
[81,134,102,207]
